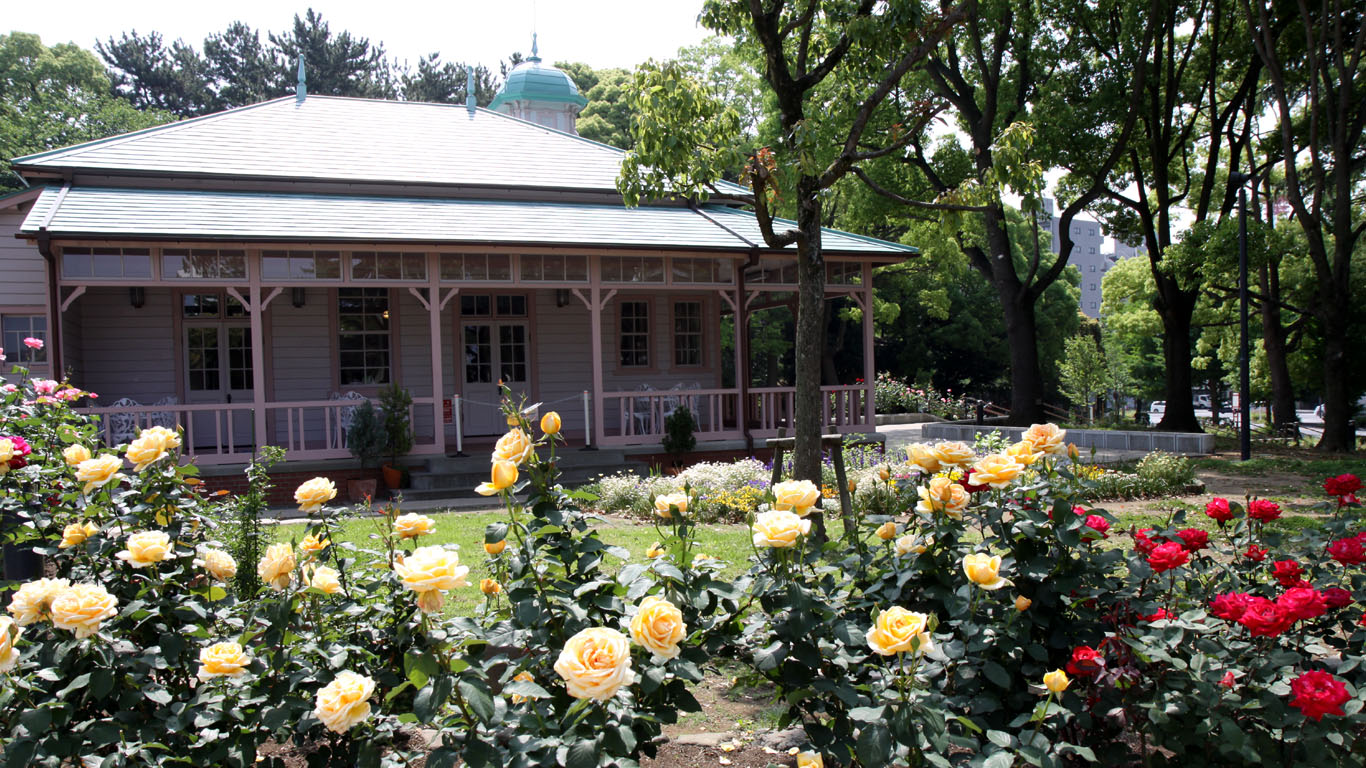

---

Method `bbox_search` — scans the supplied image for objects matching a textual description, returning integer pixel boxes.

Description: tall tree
[399,55,497,105]
[576,68,634,149]
[269,9,396,99]
[1245,0,1366,452]
[622,0,972,493]
[97,30,219,117]
[203,22,283,107]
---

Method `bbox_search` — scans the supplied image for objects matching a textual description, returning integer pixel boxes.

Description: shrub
[377,383,414,466]
[661,405,697,458]
[346,400,386,468]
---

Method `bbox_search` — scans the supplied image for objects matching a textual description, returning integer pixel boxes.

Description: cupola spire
[466,65,476,113]
[296,56,307,100]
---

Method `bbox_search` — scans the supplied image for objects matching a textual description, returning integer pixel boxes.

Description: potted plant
[345,400,384,502]
[378,382,414,490]
[661,405,697,474]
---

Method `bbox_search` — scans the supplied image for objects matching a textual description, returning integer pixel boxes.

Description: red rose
[1066,645,1104,676]
[1072,505,1088,516]
[1243,544,1269,561]
[1359,612,1366,628]
[1321,587,1353,610]
[1288,670,1351,721]
[1204,497,1234,523]
[1237,597,1294,637]
[1210,592,1253,621]
[1323,474,1362,500]
[1083,515,1110,540]
[1271,560,1304,586]
[1143,608,1172,622]
[0,434,29,469]
[1134,528,1161,556]
[1220,670,1237,689]
[1147,542,1190,573]
[1277,587,1327,622]
[1176,528,1209,552]
[1327,536,1366,566]
[962,469,989,494]
[1248,499,1282,522]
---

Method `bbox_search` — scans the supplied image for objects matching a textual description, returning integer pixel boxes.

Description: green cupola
[489,35,588,134]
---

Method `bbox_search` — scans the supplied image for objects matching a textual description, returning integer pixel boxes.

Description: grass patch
[1190,454,1366,479]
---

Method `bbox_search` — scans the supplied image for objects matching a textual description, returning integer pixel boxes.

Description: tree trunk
[1002,291,1046,425]
[1153,275,1202,433]
[792,176,827,488]
[1317,311,1355,452]
[1258,264,1297,431]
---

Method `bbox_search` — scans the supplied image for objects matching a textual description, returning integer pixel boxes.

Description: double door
[461,320,531,435]
[184,323,254,450]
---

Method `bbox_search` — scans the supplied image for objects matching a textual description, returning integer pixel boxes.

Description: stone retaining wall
[921,424,1215,455]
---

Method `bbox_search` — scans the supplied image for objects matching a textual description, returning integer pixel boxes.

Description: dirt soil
[1098,459,1329,519]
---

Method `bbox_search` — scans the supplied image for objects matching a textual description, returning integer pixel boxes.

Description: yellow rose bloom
[195,548,238,582]
[751,509,811,549]
[540,411,562,436]
[905,443,942,474]
[475,460,519,496]
[394,513,436,539]
[314,671,376,734]
[480,578,502,596]
[797,753,824,768]
[257,543,296,592]
[492,428,533,465]
[197,641,251,682]
[140,425,182,450]
[932,441,975,469]
[76,455,124,495]
[51,583,118,639]
[962,553,1009,590]
[866,606,934,656]
[307,565,342,595]
[554,627,635,701]
[895,534,929,556]
[629,596,687,659]
[58,521,98,549]
[484,539,507,556]
[7,578,70,625]
[969,454,1024,489]
[115,530,172,569]
[772,480,821,515]
[294,477,337,514]
[654,492,688,519]
[125,431,170,472]
[645,542,665,558]
[1043,669,1070,693]
[394,546,470,613]
[0,439,13,470]
[299,533,331,556]
[63,444,91,467]
[1006,440,1040,466]
[875,521,897,540]
[1022,423,1067,456]
[509,670,536,704]
[915,476,970,518]
[1015,596,1032,612]
[0,618,21,672]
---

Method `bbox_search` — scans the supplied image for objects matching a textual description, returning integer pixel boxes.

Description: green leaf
[983,662,1011,689]
[427,747,460,768]
[987,730,1013,749]
[18,708,51,735]
[983,751,1015,768]
[504,679,551,700]
[566,738,599,768]
[458,679,496,724]
[89,669,114,699]
[856,723,891,768]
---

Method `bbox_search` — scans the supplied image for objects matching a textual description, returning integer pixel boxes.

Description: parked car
[1194,394,1211,409]
[1150,401,1166,416]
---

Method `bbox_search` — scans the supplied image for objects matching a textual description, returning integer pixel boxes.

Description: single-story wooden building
[1,51,913,473]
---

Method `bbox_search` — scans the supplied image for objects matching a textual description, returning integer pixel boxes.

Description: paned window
[1,314,47,364]
[181,293,247,319]
[162,249,247,279]
[61,247,152,279]
[351,252,427,281]
[440,254,513,281]
[518,254,588,282]
[262,250,342,280]
[619,301,649,367]
[602,256,665,283]
[338,288,390,385]
[671,258,734,284]
[673,302,702,367]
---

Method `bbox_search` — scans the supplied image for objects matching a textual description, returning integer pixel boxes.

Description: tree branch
[850,166,990,212]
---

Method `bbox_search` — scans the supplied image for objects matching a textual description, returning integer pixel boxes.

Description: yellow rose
[197,641,251,682]
[875,521,897,540]
[195,548,238,582]
[299,533,331,556]
[0,439,13,469]
[895,534,929,555]
[772,480,821,514]
[541,411,562,436]
[484,539,507,556]
[257,543,296,592]
[1067,443,1082,461]
[1015,596,1032,612]
[7,578,70,625]
[307,565,342,595]
[394,513,436,539]
[554,627,634,701]
[1006,440,1040,466]
[0,617,20,672]
[797,753,824,768]
[646,542,665,558]
[1022,423,1067,456]
[629,596,687,659]
[480,578,502,596]
[915,476,971,518]
[51,583,118,638]
[475,460,519,496]
[314,671,376,734]
[962,553,1009,590]
[492,428,533,464]
[76,455,124,495]
[63,444,91,467]
[654,492,688,519]
[125,431,170,472]
[905,443,942,474]
[1043,669,1070,693]
[932,441,975,469]
[115,530,172,568]
[866,606,934,656]
[140,425,182,450]
[394,546,469,613]
[847,479,857,493]
[58,521,98,549]
[294,477,337,514]
[751,510,811,549]
[970,454,1024,489]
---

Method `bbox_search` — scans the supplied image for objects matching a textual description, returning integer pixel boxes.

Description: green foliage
[661,406,697,458]
[573,68,634,150]
[377,384,414,465]
[1058,334,1110,419]
[346,400,386,469]
[873,373,971,418]
[223,445,285,597]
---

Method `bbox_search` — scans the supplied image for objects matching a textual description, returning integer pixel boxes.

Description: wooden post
[427,254,445,455]
[247,275,267,452]
[589,258,605,446]
[862,262,875,429]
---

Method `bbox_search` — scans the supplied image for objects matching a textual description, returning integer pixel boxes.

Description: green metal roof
[19,186,915,256]
[489,58,588,111]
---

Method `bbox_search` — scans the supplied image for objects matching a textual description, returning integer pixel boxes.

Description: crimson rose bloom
[1220,671,1237,689]
[1237,598,1294,637]
[1147,542,1190,573]
[1321,587,1353,610]
[1176,528,1209,552]
[1248,499,1282,522]
[1323,473,1362,501]
[1,435,30,469]
[1143,608,1172,622]
[1083,515,1110,540]
[1327,536,1366,566]
[1210,592,1253,621]
[1133,528,1161,556]
[1277,587,1327,622]
[962,469,989,494]
[1288,670,1351,721]
[1066,646,1104,676]
[1243,544,1269,561]
[1271,559,1304,586]
[1204,497,1234,523]
[1360,612,1366,628]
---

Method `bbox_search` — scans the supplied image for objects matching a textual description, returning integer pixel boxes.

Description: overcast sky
[7,0,715,70]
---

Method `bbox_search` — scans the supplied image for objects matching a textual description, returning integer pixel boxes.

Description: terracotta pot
[381,464,403,490]
[347,477,377,505]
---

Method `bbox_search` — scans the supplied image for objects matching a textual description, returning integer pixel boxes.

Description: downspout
[36,228,62,377]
